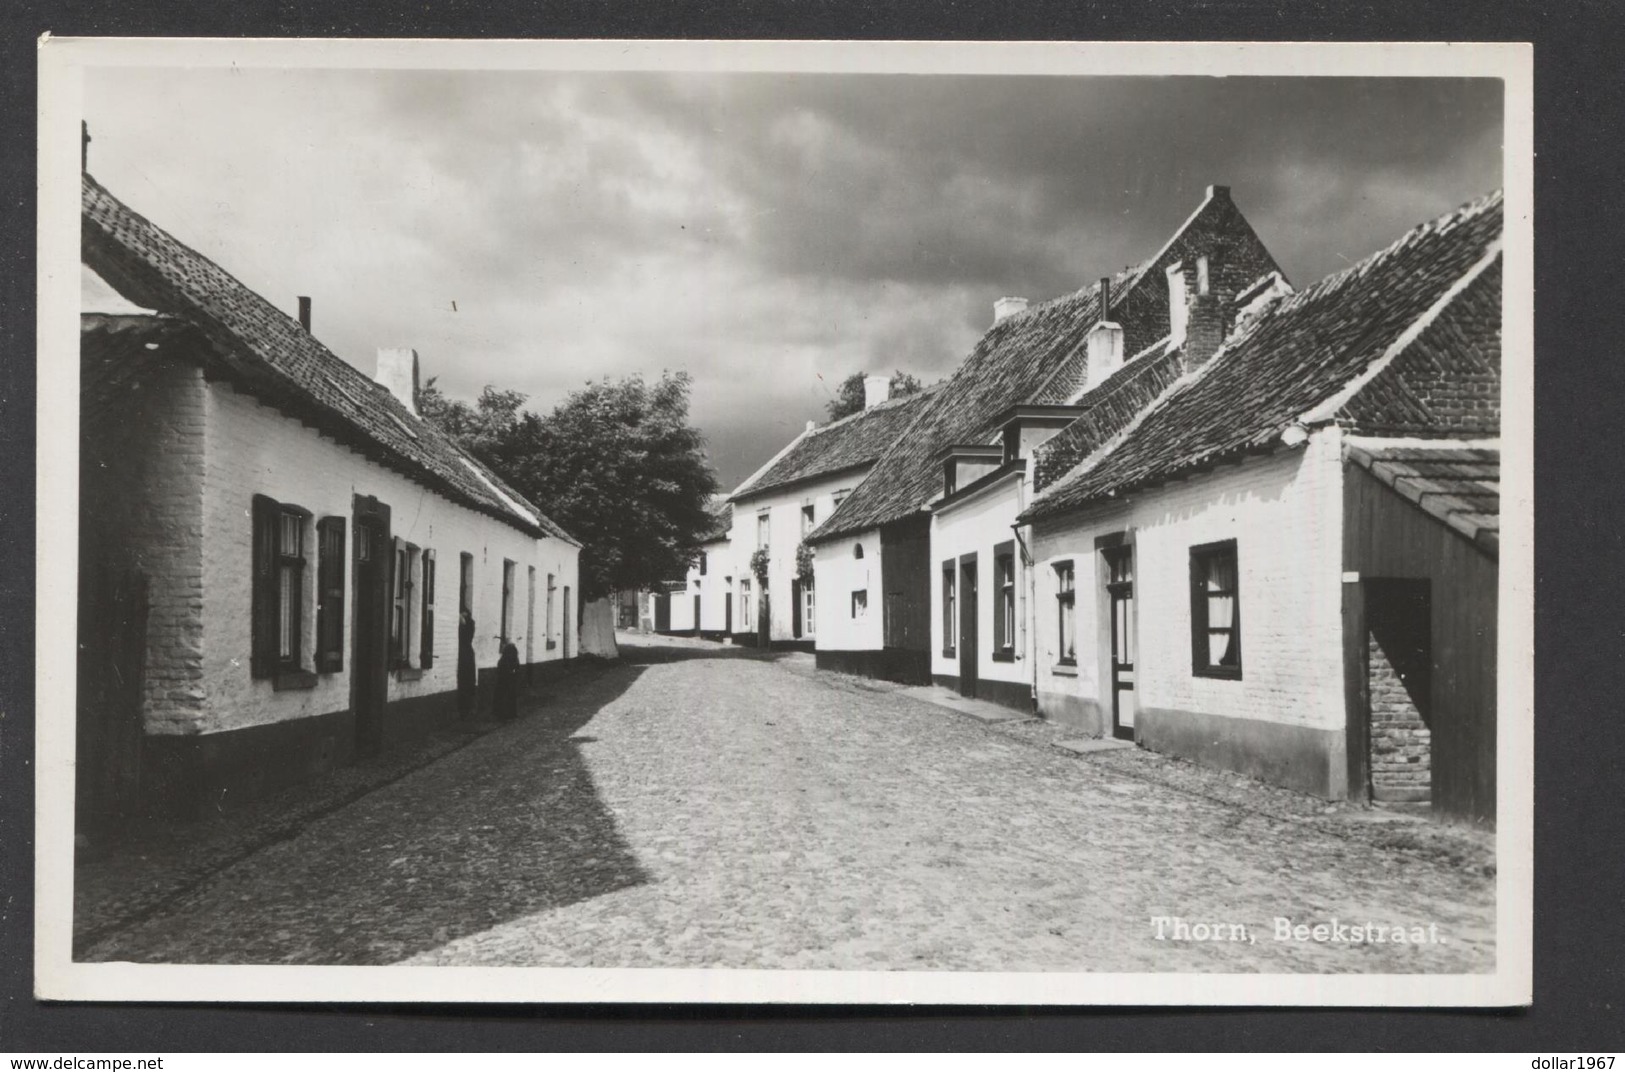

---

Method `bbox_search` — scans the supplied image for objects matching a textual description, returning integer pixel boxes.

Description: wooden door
[1105,546,1137,740]
[958,554,979,697]
[351,497,391,756]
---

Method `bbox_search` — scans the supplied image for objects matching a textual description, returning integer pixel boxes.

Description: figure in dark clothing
[457,607,477,719]
[494,641,521,722]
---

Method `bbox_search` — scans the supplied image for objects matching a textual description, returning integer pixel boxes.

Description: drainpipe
[1012,471,1039,715]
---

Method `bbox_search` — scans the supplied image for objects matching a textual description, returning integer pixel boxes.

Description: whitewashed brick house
[77,174,582,821]
[654,503,734,639]
[1020,192,1503,823]
[811,186,1280,690]
[728,379,931,650]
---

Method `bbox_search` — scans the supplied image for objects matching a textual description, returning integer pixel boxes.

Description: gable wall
[729,469,866,644]
[79,356,209,735]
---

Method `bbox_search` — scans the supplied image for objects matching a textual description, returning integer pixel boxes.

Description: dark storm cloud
[86,67,1502,490]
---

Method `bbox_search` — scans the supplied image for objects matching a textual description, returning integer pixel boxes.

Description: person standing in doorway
[458,606,477,719]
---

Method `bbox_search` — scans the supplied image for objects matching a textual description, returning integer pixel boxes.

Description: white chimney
[1085,322,1126,390]
[993,296,1029,325]
[863,374,891,409]
[1165,262,1189,346]
[375,347,420,416]
[1086,275,1125,390]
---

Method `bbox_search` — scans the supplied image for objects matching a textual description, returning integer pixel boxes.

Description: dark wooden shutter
[791,578,803,638]
[250,495,280,678]
[316,516,346,673]
[390,537,407,666]
[1189,549,1206,674]
[420,549,436,669]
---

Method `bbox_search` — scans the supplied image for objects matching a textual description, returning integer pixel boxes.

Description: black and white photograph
[35,38,1532,1006]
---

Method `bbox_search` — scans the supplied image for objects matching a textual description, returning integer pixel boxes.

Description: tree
[418,378,526,456]
[422,373,720,601]
[825,370,923,421]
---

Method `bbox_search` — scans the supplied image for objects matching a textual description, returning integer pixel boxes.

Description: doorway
[1364,579,1433,803]
[351,496,391,756]
[1103,545,1136,740]
[958,553,979,698]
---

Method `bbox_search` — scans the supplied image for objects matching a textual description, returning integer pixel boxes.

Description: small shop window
[851,589,868,618]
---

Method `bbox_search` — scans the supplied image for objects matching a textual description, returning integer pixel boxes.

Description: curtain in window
[1206,554,1237,666]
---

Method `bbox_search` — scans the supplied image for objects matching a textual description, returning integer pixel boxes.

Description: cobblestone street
[82,634,1495,972]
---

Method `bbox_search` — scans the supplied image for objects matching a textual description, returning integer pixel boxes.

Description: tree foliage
[420,373,720,601]
[825,370,924,421]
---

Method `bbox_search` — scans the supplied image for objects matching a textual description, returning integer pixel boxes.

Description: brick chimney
[375,347,420,416]
[297,296,312,332]
[1174,185,1246,373]
[993,296,1029,325]
[1084,276,1125,390]
[863,374,891,409]
[1170,251,1246,372]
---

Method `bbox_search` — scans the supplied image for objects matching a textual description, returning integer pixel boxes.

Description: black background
[2,0,1621,1052]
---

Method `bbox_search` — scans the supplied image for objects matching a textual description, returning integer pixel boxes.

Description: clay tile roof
[1345,442,1500,557]
[1023,190,1503,524]
[702,502,734,543]
[729,387,935,502]
[80,174,575,544]
[810,186,1280,544]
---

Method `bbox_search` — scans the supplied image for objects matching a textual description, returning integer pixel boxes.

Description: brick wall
[192,380,579,737]
[81,356,208,734]
[1367,633,1432,801]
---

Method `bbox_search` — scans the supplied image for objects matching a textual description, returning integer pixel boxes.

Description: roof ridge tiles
[80,172,576,544]
[1023,189,1503,523]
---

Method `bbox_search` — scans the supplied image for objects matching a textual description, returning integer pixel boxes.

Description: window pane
[1208,591,1235,631]
[280,513,301,556]
[1205,553,1235,593]
[1209,628,1237,667]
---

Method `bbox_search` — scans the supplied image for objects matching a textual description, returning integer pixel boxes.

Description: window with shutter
[316,516,346,673]
[390,537,412,667]
[420,548,436,669]
[251,494,311,677]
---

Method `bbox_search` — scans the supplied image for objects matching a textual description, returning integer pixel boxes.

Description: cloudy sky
[82,68,1502,488]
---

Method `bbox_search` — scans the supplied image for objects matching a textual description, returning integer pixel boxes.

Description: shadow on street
[78,658,656,966]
